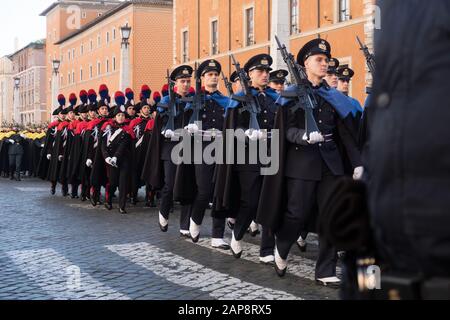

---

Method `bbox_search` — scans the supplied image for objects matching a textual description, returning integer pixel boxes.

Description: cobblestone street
[0,179,338,300]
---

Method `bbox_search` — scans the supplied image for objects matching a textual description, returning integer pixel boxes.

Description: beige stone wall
[175,0,373,104]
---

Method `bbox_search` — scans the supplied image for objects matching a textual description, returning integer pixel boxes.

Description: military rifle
[356,36,375,94]
[158,69,177,132]
[221,71,234,97]
[275,35,319,137]
[230,54,261,131]
[181,62,204,124]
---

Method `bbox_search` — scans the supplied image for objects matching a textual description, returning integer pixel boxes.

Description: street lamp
[13,77,20,124]
[119,23,132,91]
[120,23,132,47]
[52,59,60,75]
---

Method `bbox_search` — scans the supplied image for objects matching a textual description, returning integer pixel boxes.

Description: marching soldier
[258,39,363,286]
[6,127,26,181]
[59,94,79,198]
[143,65,193,236]
[67,91,89,200]
[269,69,288,93]
[214,54,281,261]
[45,95,69,195]
[101,91,135,214]
[125,88,137,121]
[129,86,157,206]
[325,58,340,89]
[174,59,231,250]
[337,66,364,139]
[86,85,112,206]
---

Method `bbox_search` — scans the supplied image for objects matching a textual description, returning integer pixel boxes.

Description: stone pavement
[0,178,339,300]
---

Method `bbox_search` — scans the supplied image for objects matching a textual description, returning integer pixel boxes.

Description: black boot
[16,172,21,181]
[10,170,14,180]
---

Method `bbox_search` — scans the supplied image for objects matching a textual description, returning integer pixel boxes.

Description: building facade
[9,41,47,125]
[42,0,173,115]
[173,0,376,104]
[41,0,123,116]
[0,56,13,125]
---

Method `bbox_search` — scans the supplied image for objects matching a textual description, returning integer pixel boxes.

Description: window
[72,49,75,59]
[90,40,93,51]
[182,30,189,63]
[72,71,75,84]
[97,61,101,76]
[82,12,86,19]
[106,59,109,73]
[68,72,71,84]
[245,7,255,46]
[113,28,116,40]
[98,13,102,17]
[97,34,101,47]
[81,44,84,55]
[339,0,350,22]
[80,68,83,81]
[106,32,110,43]
[290,0,299,34]
[112,57,116,71]
[211,20,218,55]
[89,65,93,78]
[68,50,71,61]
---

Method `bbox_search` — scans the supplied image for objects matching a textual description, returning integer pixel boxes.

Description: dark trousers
[260,227,275,258]
[188,163,226,239]
[9,154,22,174]
[81,167,91,199]
[160,160,176,218]
[105,162,129,210]
[234,171,263,241]
[275,175,339,279]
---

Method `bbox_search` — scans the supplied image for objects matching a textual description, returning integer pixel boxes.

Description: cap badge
[343,70,350,76]
[319,43,327,51]
[261,59,269,65]
[182,69,189,75]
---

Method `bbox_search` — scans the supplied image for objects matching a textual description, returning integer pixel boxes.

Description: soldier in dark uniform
[59,94,79,198]
[337,67,364,141]
[78,90,98,202]
[365,0,450,298]
[46,95,69,195]
[87,85,112,206]
[173,59,231,250]
[130,86,158,207]
[101,92,135,214]
[215,54,281,260]
[265,39,363,286]
[325,58,340,89]
[143,65,192,236]
[6,127,26,181]
[269,69,288,93]
[125,88,137,121]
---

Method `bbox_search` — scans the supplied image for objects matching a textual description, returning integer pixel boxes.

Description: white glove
[105,157,112,165]
[353,166,364,180]
[47,154,51,160]
[86,159,93,167]
[8,139,14,144]
[162,129,175,139]
[58,155,63,162]
[110,157,118,167]
[303,131,325,145]
[41,144,44,148]
[185,123,200,134]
